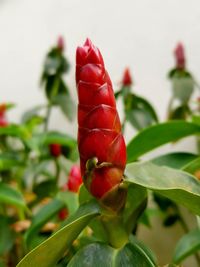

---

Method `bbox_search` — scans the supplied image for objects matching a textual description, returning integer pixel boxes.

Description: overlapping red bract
[76,39,126,199]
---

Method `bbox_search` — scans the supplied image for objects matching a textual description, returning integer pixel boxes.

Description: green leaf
[0,182,26,209]
[0,124,31,140]
[172,76,194,103]
[173,229,200,264]
[151,152,198,169]
[52,93,75,121]
[130,235,157,265]
[0,216,15,255]
[168,105,190,120]
[57,191,79,215]
[30,131,76,148]
[125,162,200,215]
[25,199,65,248]
[182,157,200,174]
[68,241,157,267]
[127,121,200,162]
[0,153,24,171]
[125,94,158,130]
[33,180,58,200]
[17,200,100,267]
[21,105,45,124]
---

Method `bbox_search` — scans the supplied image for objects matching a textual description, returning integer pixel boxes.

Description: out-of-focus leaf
[21,105,45,124]
[57,191,79,215]
[173,229,200,264]
[27,131,76,152]
[0,216,15,255]
[0,153,23,171]
[17,200,100,267]
[25,199,65,248]
[33,180,58,199]
[151,152,198,169]
[168,105,190,120]
[127,121,200,162]
[125,94,158,130]
[183,157,200,174]
[125,162,200,215]
[0,182,26,209]
[172,76,194,103]
[0,124,31,141]
[52,93,75,121]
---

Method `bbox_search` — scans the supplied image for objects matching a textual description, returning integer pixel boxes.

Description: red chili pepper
[49,144,62,157]
[174,43,185,69]
[76,39,126,199]
[122,68,132,86]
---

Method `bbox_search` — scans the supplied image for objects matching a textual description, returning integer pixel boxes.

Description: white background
[0,1,200,265]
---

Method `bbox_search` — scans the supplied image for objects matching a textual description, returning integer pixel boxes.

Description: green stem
[101,213,129,249]
[55,158,61,185]
[44,104,52,132]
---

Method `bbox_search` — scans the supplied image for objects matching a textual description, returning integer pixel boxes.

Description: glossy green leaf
[68,241,157,267]
[127,121,200,162]
[0,182,26,209]
[173,229,200,264]
[151,152,198,169]
[25,199,65,248]
[17,200,100,267]
[125,162,200,215]
[130,235,157,265]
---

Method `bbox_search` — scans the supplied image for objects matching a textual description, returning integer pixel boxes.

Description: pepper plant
[16,39,200,267]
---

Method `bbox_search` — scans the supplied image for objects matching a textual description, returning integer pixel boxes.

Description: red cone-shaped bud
[58,208,68,220]
[0,104,8,127]
[174,43,185,69]
[122,68,132,86]
[57,36,65,51]
[67,165,83,193]
[76,39,126,199]
[49,143,62,157]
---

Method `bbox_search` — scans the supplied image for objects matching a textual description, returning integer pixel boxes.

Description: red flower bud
[122,68,132,86]
[49,144,62,157]
[58,207,68,220]
[174,43,185,69]
[76,39,126,199]
[57,36,65,51]
[0,104,8,127]
[67,165,82,193]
